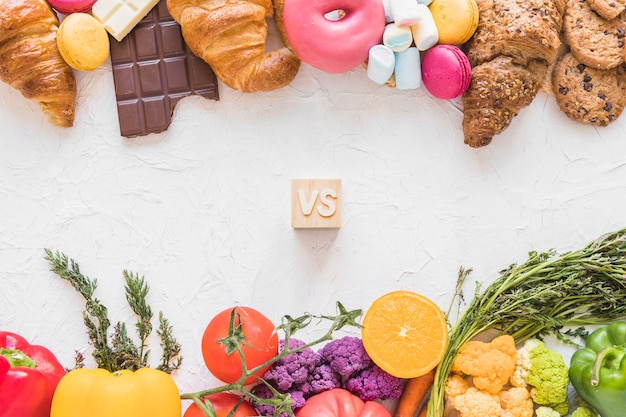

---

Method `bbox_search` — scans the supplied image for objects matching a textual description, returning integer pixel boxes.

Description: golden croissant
[0,0,77,127]
[462,0,566,147]
[167,0,300,93]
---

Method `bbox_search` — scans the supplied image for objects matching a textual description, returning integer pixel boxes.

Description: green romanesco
[510,339,569,414]
[569,394,598,417]
[551,401,570,416]
[570,406,598,417]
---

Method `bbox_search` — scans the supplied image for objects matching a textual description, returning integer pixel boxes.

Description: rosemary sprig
[428,227,626,417]
[180,302,362,417]
[45,249,115,371]
[124,270,152,367]
[111,322,141,370]
[44,249,183,373]
[157,311,183,373]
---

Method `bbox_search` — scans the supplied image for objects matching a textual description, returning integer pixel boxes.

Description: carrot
[393,368,436,417]
[416,404,428,417]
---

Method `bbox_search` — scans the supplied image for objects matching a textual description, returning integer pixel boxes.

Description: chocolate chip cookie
[552,52,626,125]
[588,0,626,20]
[563,0,626,69]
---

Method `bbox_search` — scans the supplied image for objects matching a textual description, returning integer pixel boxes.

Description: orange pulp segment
[361,290,449,378]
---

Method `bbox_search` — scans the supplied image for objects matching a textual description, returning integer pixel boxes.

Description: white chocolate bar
[92,0,159,42]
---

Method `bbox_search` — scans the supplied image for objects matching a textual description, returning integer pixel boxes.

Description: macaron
[421,44,472,99]
[57,13,110,71]
[47,0,97,14]
[429,0,479,45]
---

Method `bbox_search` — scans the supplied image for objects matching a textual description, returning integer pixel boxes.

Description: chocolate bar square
[109,0,219,137]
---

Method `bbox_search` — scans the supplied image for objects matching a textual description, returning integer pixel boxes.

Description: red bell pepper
[0,355,9,385]
[0,331,66,417]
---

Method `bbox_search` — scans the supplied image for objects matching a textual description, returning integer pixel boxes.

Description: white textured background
[2,24,626,414]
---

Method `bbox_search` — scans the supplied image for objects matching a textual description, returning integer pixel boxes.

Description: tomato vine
[181,302,363,417]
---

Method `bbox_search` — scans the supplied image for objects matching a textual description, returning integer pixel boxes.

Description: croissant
[0,0,76,127]
[461,0,566,147]
[462,57,548,147]
[167,0,300,93]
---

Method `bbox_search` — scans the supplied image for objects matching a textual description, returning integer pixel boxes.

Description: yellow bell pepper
[50,367,181,417]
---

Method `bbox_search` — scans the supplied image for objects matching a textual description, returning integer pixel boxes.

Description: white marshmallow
[410,4,439,51]
[381,0,395,23]
[394,47,422,90]
[367,45,396,84]
[389,0,421,26]
[383,23,413,52]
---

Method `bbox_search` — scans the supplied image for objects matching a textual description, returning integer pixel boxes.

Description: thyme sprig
[428,227,626,417]
[180,302,362,417]
[44,249,182,373]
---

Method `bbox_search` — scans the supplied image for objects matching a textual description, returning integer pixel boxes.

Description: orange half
[361,290,449,378]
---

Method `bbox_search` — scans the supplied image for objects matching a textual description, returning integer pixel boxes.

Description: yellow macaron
[429,0,479,46]
[57,13,110,71]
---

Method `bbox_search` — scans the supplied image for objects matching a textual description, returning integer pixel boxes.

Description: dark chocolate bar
[109,0,219,138]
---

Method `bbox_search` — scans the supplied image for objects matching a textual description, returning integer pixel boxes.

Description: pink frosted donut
[283,0,386,74]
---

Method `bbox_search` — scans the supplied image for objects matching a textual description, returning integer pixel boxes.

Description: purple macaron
[421,44,472,100]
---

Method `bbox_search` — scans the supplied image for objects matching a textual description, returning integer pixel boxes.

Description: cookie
[552,52,626,125]
[587,0,626,20]
[563,0,626,69]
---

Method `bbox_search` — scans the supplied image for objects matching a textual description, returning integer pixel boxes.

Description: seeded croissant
[167,0,300,93]
[0,0,77,127]
[461,0,566,147]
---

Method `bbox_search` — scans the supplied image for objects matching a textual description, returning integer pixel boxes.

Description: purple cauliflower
[254,335,396,415]
[264,338,319,391]
[251,383,306,417]
[319,336,372,378]
[301,362,342,396]
[345,364,404,401]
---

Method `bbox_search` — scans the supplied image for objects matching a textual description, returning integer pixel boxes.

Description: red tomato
[295,389,391,417]
[184,393,257,417]
[201,306,278,384]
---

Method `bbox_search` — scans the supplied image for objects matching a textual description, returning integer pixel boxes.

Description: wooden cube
[291,179,342,229]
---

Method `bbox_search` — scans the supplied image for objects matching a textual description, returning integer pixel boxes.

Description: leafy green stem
[44,249,182,373]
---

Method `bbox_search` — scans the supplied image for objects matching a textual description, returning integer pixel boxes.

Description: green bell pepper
[569,322,626,417]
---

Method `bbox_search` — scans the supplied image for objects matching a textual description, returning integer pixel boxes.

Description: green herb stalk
[44,249,182,373]
[180,302,362,417]
[428,227,626,417]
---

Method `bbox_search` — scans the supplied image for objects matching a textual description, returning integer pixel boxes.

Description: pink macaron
[421,44,472,100]
[47,0,97,14]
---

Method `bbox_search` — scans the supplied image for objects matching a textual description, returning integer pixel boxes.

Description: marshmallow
[381,0,395,23]
[367,45,396,84]
[389,0,421,26]
[383,23,413,52]
[410,4,439,51]
[394,47,422,90]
